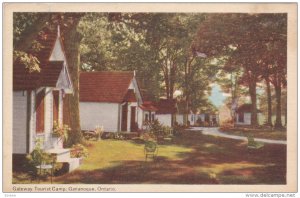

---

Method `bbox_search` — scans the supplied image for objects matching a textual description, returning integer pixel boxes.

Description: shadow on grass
[53,131,287,184]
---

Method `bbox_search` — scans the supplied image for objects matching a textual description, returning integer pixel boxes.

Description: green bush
[144,120,171,140]
[25,139,55,177]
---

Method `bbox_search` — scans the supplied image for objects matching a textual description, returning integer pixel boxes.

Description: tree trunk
[163,66,170,99]
[169,63,175,100]
[265,77,273,126]
[63,23,83,146]
[274,81,283,129]
[249,80,258,127]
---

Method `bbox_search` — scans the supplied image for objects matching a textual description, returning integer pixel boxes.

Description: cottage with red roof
[154,99,178,127]
[13,26,80,171]
[79,71,144,132]
[139,101,158,127]
[235,104,262,126]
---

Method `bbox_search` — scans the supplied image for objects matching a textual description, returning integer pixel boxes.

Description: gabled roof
[236,104,261,113]
[140,101,158,112]
[13,26,70,91]
[155,99,177,114]
[79,71,135,103]
[123,89,137,102]
[13,60,64,90]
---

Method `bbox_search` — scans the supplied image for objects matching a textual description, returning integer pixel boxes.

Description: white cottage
[154,99,177,127]
[235,104,261,126]
[139,101,158,129]
[79,71,143,132]
[13,26,80,171]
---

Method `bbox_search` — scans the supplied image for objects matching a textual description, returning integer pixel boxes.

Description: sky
[209,84,228,108]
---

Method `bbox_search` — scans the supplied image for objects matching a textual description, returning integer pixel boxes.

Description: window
[53,90,59,123]
[238,112,244,122]
[151,114,155,122]
[36,90,45,133]
[145,114,149,122]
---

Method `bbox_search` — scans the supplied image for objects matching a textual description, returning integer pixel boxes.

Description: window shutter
[36,90,45,133]
[53,91,59,123]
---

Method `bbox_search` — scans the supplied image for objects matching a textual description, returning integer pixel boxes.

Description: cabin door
[121,103,128,131]
[130,106,136,132]
[205,114,210,123]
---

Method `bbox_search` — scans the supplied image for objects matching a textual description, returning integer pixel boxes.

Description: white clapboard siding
[29,91,36,153]
[137,107,144,129]
[236,112,252,125]
[80,102,119,132]
[156,114,172,127]
[188,114,195,125]
[59,90,63,125]
[176,114,184,125]
[44,88,53,135]
[13,91,28,154]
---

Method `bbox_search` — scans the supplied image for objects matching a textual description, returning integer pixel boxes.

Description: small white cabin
[139,101,158,129]
[155,99,177,127]
[235,104,262,125]
[79,71,143,132]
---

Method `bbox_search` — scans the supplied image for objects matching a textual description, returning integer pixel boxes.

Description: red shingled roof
[13,27,64,90]
[140,101,158,111]
[13,60,64,90]
[79,71,135,103]
[236,104,261,113]
[155,99,177,114]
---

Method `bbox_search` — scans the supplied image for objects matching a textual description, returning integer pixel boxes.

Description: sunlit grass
[13,130,286,184]
[79,140,193,171]
[196,161,272,175]
[220,128,287,140]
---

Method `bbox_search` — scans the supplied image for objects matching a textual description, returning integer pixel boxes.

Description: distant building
[235,104,262,125]
[154,99,177,127]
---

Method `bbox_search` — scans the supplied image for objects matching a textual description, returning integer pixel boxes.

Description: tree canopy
[13,12,287,129]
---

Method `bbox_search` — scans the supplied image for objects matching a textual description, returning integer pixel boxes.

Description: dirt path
[189,127,287,145]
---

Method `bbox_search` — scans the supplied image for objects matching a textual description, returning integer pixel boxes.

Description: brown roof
[13,60,64,90]
[79,71,135,103]
[236,104,261,113]
[155,99,177,114]
[140,101,158,112]
[13,27,64,90]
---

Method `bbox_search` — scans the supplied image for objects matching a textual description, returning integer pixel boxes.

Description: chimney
[133,70,136,77]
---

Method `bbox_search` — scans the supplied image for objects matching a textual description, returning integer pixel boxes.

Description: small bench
[144,141,158,161]
[247,136,264,149]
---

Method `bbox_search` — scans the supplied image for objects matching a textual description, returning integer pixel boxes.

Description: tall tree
[13,13,85,145]
[195,13,287,127]
[61,13,84,145]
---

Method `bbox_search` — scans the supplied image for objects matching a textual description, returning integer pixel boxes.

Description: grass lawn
[13,130,286,184]
[219,127,287,140]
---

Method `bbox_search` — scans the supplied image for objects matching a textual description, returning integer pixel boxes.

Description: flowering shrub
[53,121,70,142]
[95,125,104,140]
[70,144,89,158]
[144,120,171,140]
[25,139,54,175]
